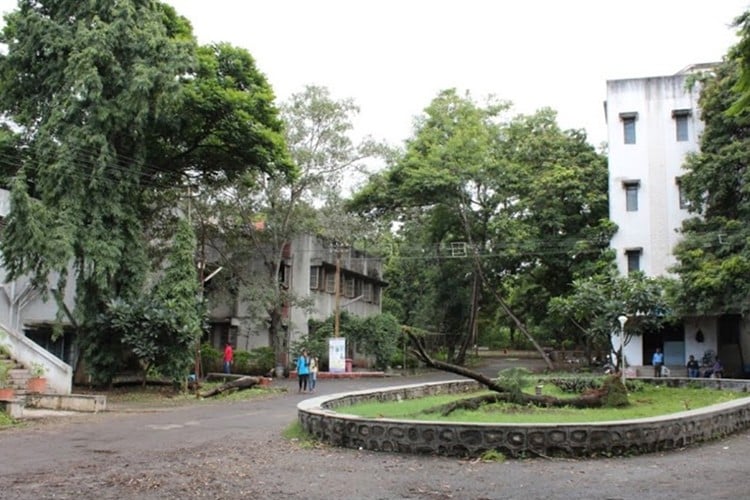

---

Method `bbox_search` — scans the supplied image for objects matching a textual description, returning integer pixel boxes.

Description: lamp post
[617,315,628,384]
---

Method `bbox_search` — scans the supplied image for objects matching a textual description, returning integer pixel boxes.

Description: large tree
[201,85,377,366]
[0,1,291,379]
[671,54,750,315]
[351,90,611,363]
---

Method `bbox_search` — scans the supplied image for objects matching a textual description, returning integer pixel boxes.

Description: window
[279,264,290,288]
[309,266,320,290]
[325,271,336,293]
[363,283,373,302]
[623,180,640,212]
[345,277,355,297]
[673,109,691,142]
[625,248,642,273]
[620,112,638,144]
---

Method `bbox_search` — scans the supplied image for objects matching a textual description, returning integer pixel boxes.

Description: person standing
[309,355,319,393]
[297,349,310,393]
[652,347,664,377]
[686,355,700,378]
[223,342,234,374]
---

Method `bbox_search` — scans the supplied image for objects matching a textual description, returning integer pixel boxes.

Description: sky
[0,0,748,149]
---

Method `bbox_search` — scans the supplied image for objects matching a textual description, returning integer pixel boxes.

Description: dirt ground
[2,358,750,499]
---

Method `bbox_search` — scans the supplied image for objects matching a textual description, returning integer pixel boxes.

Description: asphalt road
[1,358,749,499]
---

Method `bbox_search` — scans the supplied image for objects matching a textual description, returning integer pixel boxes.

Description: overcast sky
[1,0,748,148]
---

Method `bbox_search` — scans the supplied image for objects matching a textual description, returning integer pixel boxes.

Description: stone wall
[297,379,750,458]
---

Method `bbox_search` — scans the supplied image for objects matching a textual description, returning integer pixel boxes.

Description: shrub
[233,350,251,374]
[201,343,221,374]
[248,346,275,375]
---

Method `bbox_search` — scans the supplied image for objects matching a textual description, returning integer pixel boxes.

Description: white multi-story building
[606,64,748,376]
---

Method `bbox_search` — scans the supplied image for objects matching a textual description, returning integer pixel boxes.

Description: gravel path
[1,360,749,499]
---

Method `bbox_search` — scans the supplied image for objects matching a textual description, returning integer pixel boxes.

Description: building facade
[205,234,386,361]
[606,64,749,376]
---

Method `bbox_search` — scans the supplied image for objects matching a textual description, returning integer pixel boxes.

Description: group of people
[653,348,725,378]
[296,349,319,393]
[686,354,723,378]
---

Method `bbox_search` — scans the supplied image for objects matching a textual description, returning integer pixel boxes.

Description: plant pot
[0,387,14,401]
[27,377,47,393]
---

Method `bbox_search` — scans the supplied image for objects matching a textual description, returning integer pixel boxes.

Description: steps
[1,353,32,395]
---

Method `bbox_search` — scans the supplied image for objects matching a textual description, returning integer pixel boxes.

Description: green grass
[0,411,15,428]
[344,384,746,424]
[81,381,283,407]
[283,421,320,449]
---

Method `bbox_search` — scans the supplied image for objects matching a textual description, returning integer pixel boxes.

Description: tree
[351,90,610,364]
[201,85,377,367]
[548,270,674,368]
[0,1,290,379]
[672,55,750,315]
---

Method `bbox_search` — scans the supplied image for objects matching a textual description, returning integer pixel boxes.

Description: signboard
[329,337,346,373]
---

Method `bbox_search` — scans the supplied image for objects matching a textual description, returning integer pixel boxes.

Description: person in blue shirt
[652,347,664,377]
[296,349,310,393]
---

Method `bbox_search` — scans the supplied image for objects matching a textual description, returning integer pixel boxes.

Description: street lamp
[617,315,628,384]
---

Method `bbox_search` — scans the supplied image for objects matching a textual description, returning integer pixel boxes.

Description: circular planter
[298,379,750,458]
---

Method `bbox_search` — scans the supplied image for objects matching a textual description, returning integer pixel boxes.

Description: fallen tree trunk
[406,331,624,410]
[200,376,262,398]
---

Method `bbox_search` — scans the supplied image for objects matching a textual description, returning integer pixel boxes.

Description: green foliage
[548,270,674,361]
[479,449,506,462]
[671,55,750,315]
[351,90,611,362]
[304,312,401,370]
[229,347,275,375]
[0,362,10,388]
[29,362,47,378]
[497,367,532,399]
[0,1,290,381]
[248,346,276,375]
[201,343,222,374]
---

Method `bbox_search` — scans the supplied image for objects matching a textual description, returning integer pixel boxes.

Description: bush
[248,346,275,375]
[201,343,221,374]
[233,350,251,374]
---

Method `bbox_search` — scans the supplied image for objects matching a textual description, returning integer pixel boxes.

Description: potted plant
[26,362,48,393]
[0,362,14,400]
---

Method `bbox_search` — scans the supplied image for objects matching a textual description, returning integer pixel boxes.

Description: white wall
[607,73,702,277]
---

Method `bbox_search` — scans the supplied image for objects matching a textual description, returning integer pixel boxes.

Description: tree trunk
[200,376,262,397]
[406,331,619,409]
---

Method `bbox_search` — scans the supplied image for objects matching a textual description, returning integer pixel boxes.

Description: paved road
[1,358,749,499]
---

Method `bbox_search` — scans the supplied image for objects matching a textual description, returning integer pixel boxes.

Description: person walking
[297,349,310,393]
[309,355,319,393]
[652,347,664,377]
[223,342,234,374]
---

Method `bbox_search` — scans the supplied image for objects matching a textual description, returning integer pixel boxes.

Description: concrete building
[205,234,386,363]
[0,189,75,394]
[606,64,748,376]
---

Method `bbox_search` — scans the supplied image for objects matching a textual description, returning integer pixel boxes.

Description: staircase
[1,350,31,396]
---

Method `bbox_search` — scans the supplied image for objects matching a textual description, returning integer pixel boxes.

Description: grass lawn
[343,382,747,424]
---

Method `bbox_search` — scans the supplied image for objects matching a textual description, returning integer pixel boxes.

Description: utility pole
[334,242,342,337]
